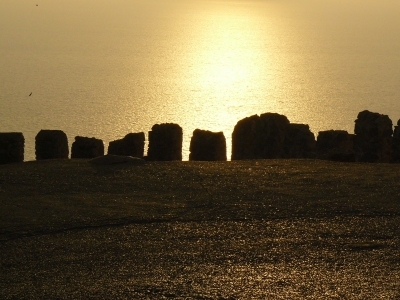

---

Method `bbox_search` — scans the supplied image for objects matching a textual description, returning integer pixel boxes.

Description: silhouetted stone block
[108,133,145,158]
[284,123,316,158]
[35,130,69,160]
[231,114,264,160]
[258,113,290,158]
[71,136,104,159]
[232,113,315,160]
[232,113,290,160]
[354,110,393,162]
[189,129,226,161]
[147,123,182,161]
[392,119,400,163]
[316,130,355,162]
[0,132,24,164]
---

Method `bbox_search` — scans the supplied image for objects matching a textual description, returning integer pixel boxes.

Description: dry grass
[0,158,399,239]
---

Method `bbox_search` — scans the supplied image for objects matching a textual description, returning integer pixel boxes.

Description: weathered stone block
[35,130,69,160]
[354,110,393,162]
[0,132,24,164]
[71,136,104,159]
[108,133,145,158]
[231,114,263,160]
[232,113,290,160]
[258,113,290,159]
[284,123,316,158]
[316,130,355,161]
[147,123,182,161]
[189,129,226,161]
[232,113,315,160]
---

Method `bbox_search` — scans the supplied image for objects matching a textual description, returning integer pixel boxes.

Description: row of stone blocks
[232,110,399,163]
[0,123,223,163]
[1,110,400,164]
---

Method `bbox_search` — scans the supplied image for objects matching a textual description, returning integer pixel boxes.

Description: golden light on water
[168,1,296,159]
[2,0,400,160]
[194,17,253,90]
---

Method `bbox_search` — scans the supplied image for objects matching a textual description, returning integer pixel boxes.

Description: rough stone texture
[189,129,227,161]
[35,130,69,160]
[147,123,182,161]
[258,113,290,159]
[71,136,104,159]
[0,132,24,164]
[108,133,145,158]
[284,123,316,158]
[316,130,355,162]
[232,113,290,160]
[231,115,264,160]
[232,113,315,160]
[392,119,400,163]
[354,110,393,163]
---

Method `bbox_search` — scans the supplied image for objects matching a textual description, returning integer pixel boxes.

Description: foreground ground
[1,159,399,299]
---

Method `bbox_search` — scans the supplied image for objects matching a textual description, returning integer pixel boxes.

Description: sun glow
[171,1,287,159]
[190,9,262,98]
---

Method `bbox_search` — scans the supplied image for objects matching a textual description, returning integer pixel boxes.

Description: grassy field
[1,158,400,299]
[1,158,399,240]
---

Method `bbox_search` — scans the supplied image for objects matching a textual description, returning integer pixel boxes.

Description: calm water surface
[1,0,400,160]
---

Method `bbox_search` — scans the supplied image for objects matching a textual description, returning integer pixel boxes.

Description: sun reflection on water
[172,1,290,159]
[3,0,400,160]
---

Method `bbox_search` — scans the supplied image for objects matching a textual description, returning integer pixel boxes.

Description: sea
[1,0,400,161]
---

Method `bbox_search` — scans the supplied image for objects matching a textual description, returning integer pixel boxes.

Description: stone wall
[0,132,24,164]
